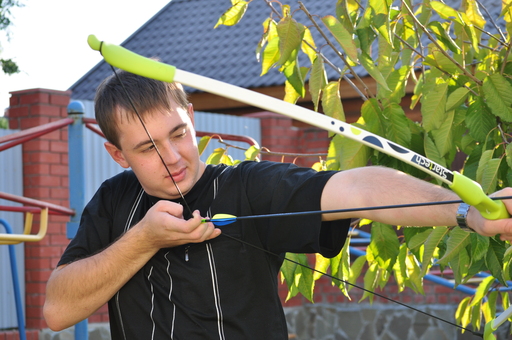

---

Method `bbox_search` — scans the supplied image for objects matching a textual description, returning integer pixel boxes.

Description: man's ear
[104,142,130,169]
[188,103,195,127]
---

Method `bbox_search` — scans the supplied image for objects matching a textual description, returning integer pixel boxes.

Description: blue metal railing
[0,218,26,340]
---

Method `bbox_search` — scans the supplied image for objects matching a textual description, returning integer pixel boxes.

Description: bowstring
[110,66,193,217]
[109,64,484,337]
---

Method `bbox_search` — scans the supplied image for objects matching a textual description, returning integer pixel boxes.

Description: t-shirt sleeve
[238,161,351,258]
[57,180,115,267]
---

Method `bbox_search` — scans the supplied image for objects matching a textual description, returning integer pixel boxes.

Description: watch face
[456,203,474,232]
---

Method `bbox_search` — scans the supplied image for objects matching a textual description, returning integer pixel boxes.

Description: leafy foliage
[214,0,512,330]
[0,0,22,75]
[0,116,7,129]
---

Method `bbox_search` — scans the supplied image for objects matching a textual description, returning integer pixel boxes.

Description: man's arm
[43,202,219,331]
[321,166,512,240]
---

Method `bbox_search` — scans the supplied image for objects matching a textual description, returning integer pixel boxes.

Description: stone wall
[39,303,510,340]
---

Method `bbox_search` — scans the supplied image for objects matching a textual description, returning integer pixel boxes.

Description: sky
[0,0,172,114]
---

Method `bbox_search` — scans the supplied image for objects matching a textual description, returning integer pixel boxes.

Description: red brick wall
[7,89,72,335]
[2,89,113,338]
[247,111,330,167]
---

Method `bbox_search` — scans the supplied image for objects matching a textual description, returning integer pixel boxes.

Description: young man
[44,71,512,339]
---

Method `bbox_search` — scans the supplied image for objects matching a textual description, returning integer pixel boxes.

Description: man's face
[105,101,205,199]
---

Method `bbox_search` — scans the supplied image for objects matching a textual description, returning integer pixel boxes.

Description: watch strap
[456,202,475,233]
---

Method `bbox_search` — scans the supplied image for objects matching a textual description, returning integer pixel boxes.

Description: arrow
[87,35,511,338]
[202,196,512,227]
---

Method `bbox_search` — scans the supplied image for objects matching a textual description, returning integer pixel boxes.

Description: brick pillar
[6,88,71,331]
[246,111,330,167]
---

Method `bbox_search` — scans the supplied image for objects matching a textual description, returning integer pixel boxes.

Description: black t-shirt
[59,161,351,339]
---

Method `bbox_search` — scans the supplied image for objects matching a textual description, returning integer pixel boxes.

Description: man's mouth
[167,167,186,182]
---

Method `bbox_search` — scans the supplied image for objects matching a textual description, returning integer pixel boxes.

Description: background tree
[211,0,512,331]
[0,0,22,75]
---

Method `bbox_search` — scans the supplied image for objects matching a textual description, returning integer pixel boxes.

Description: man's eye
[173,130,187,139]
[143,144,156,153]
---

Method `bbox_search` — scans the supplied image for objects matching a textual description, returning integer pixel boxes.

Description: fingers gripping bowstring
[110,66,194,217]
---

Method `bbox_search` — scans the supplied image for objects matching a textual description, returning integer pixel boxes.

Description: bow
[87,35,511,339]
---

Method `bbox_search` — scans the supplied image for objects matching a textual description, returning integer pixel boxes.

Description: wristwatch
[456,203,475,233]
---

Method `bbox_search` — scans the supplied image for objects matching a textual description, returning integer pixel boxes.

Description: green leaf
[485,238,505,284]
[361,98,384,136]
[244,145,260,161]
[276,17,305,67]
[280,253,297,294]
[314,253,330,281]
[382,103,411,147]
[423,49,460,74]
[198,136,212,156]
[206,148,227,165]
[405,252,424,294]
[421,81,448,132]
[214,1,248,28]
[423,134,448,179]
[464,0,486,28]
[437,227,471,267]
[331,237,351,295]
[360,262,379,302]
[421,227,449,276]
[470,234,490,262]
[381,66,410,104]
[348,254,367,292]
[406,228,433,250]
[450,248,470,286]
[486,290,498,320]
[480,158,502,194]
[470,299,482,330]
[430,1,465,26]
[355,6,377,53]
[430,110,454,157]
[359,51,390,91]
[482,73,512,122]
[261,33,280,76]
[466,97,496,142]
[369,223,400,271]
[470,276,495,307]
[455,296,472,326]
[506,143,512,170]
[446,87,469,111]
[282,63,307,103]
[336,133,370,170]
[369,0,392,46]
[476,149,493,183]
[427,21,461,53]
[290,254,315,302]
[322,15,358,63]
[309,56,327,111]
[392,244,409,292]
[322,81,346,123]
[336,0,358,33]
[301,27,317,64]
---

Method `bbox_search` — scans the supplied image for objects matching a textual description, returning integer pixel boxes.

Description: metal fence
[0,129,24,329]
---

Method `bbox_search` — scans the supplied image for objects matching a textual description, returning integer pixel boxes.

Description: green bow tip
[87,35,101,51]
[483,321,497,340]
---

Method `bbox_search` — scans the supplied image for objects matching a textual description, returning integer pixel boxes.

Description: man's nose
[160,141,181,165]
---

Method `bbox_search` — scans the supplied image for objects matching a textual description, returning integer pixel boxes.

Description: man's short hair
[95,70,189,149]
